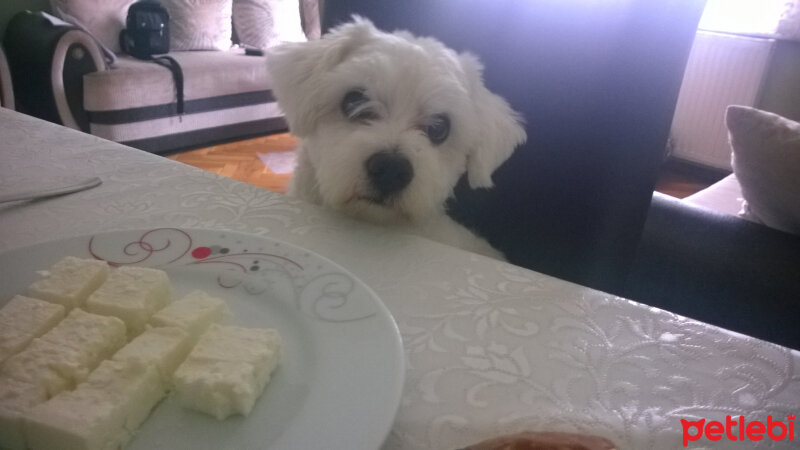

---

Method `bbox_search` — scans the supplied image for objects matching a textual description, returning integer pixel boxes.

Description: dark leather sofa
[626,193,800,349]
[322,0,800,349]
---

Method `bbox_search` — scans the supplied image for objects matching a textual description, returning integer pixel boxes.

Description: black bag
[120,0,185,116]
[119,0,169,58]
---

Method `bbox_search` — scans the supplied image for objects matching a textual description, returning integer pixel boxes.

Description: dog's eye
[341,89,376,121]
[425,114,450,145]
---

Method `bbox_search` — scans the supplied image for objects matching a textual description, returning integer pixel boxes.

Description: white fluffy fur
[266,18,526,258]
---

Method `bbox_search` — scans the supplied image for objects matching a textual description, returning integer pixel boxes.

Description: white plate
[0,228,404,450]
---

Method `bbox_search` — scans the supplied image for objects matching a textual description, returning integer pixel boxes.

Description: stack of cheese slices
[0,257,282,450]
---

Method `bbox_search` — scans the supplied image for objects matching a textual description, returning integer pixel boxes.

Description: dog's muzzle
[364,151,413,199]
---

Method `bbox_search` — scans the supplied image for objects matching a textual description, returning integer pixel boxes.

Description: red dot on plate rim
[191,247,212,259]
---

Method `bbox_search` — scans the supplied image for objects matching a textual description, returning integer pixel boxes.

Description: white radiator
[669,31,775,170]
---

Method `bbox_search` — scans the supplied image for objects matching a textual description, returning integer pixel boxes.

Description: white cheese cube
[112,326,192,381]
[173,359,270,420]
[40,308,127,364]
[27,257,110,310]
[85,266,171,337]
[187,324,281,365]
[149,290,230,341]
[173,325,281,419]
[24,359,165,450]
[1,339,91,397]
[2,310,126,397]
[0,295,66,364]
[0,377,47,450]
[0,308,123,449]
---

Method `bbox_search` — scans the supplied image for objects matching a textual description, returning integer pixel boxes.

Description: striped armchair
[3,6,316,153]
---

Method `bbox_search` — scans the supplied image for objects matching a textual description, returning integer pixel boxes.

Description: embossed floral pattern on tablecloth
[1,109,798,450]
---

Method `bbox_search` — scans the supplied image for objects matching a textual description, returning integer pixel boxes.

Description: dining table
[1,107,798,450]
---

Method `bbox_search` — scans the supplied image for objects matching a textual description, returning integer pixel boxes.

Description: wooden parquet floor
[654,171,709,199]
[167,133,297,193]
[654,159,725,199]
[168,133,717,199]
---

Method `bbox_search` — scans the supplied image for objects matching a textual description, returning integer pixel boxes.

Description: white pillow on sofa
[726,105,800,235]
[162,0,233,51]
[233,0,306,49]
[50,0,136,53]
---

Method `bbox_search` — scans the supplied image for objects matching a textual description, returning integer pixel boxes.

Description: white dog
[266,18,526,258]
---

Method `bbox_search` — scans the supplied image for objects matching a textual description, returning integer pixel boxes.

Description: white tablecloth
[1,109,798,449]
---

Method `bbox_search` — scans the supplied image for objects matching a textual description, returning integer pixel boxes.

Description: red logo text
[681,414,795,446]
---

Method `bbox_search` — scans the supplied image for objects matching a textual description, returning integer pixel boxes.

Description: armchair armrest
[0,46,13,109]
[3,11,106,131]
[624,192,800,349]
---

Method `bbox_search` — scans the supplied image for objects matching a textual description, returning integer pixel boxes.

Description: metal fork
[0,177,102,204]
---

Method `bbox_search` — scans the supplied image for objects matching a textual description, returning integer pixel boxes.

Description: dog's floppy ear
[266,17,376,136]
[459,53,527,188]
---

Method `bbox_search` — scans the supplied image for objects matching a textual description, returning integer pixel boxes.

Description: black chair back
[322,0,706,293]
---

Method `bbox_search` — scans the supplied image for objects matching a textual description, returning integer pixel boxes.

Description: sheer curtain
[778,1,800,40]
[699,0,800,40]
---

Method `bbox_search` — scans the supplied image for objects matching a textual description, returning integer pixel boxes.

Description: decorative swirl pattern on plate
[89,228,192,266]
[299,273,377,322]
[87,227,376,322]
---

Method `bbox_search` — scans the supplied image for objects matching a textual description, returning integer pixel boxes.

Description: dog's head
[267,17,526,223]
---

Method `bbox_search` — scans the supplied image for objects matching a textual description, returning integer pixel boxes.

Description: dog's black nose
[365,151,413,197]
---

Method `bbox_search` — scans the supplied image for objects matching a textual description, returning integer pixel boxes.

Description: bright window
[698,0,788,36]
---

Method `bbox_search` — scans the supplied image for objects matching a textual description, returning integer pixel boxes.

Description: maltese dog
[266,18,526,259]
